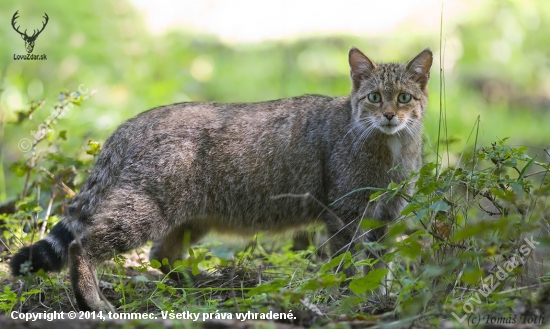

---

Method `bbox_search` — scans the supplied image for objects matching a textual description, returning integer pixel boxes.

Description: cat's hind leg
[68,187,168,311]
[149,223,207,281]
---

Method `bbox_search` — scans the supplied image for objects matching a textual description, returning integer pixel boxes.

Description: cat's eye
[398,93,412,103]
[367,93,381,103]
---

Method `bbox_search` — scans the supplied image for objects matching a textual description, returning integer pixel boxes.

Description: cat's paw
[88,300,115,313]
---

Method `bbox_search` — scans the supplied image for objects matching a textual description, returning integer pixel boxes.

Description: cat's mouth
[378,122,404,135]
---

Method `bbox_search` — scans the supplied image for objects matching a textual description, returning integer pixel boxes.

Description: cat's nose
[383,112,396,121]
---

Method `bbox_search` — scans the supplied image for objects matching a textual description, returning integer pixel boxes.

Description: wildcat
[11,47,432,311]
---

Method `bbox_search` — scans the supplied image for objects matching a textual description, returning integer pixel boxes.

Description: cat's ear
[405,48,433,88]
[349,47,376,91]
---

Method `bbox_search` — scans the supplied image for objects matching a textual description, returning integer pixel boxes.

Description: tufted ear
[348,47,376,92]
[405,48,433,89]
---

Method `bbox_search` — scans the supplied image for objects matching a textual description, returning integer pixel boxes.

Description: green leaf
[9,161,31,177]
[173,260,184,270]
[191,263,200,276]
[422,265,445,278]
[86,140,101,156]
[386,221,407,239]
[414,208,428,222]
[302,273,344,291]
[360,219,383,230]
[509,183,525,198]
[349,268,389,294]
[59,130,67,140]
[369,190,384,201]
[416,179,438,195]
[397,238,423,259]
[419,162,436,175]
[36,269,49,280]
[133,275,149,282]
[401,202,423,216]
[462,266,484,285]
[247,280,286,295]
[518,155,536,181]
[32,206,44,213]
[503,159,517,167]
[452,220,508,242]
[22,289,42,296]
[321,252,351,272]
[429,200,450,212]
[490,188,516,202]
[150,259,161,269]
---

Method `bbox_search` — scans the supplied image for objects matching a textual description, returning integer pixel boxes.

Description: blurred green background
[0,0,549,201]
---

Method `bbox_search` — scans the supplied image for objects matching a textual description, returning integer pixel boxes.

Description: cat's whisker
[352,128,370,154]
[352,124,377,155]
[399,119,422,145]
[344,118,374,140]
[405,121,420,135]
[407,125,423,145]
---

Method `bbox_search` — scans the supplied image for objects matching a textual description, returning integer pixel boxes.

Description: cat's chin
[378,124,403,135]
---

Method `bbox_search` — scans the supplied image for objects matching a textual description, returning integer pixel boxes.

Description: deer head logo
[11,11,49,54]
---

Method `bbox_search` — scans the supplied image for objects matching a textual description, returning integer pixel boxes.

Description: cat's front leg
[369,194,407,253]
[363,195,408,295]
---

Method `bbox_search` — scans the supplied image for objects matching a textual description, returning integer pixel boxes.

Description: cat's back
[100,94,348,165]
[94,94,348,188]
[129,95,336,122]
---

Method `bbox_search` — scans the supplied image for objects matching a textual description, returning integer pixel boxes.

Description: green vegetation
[1,0,549,327]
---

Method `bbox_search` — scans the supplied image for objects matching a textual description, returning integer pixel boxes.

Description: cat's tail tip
[10,220,74,275]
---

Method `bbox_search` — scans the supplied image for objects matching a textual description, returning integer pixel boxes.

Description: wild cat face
[348,47,433,137]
